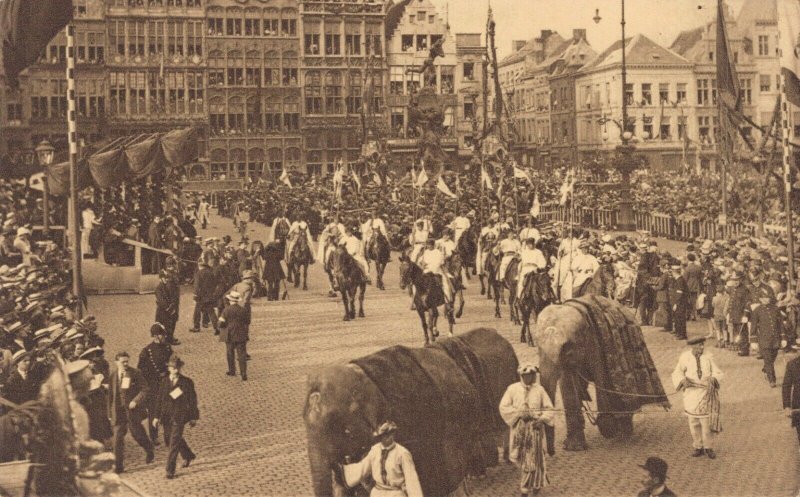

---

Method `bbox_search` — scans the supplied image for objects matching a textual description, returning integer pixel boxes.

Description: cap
[639,456,668,480]
[687,337,706,345]
[150,323,167,336]
[374,421,398,437]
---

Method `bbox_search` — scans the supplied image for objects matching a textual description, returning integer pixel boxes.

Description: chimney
[540,29,553,41]
[512,40,527,52]
[573,29,586,42]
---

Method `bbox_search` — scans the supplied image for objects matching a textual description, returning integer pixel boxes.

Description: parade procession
[5,0,800,496]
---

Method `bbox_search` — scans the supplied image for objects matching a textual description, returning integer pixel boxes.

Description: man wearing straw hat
[218,291,249,381]
[671,337,723,459]
[499,363,555,496]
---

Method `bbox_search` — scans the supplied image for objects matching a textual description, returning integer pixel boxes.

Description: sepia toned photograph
[1,0,800,495]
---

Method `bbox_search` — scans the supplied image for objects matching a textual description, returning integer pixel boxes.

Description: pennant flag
[778,0,800,107]
[415,167,429,188]
[280,168,292,188]
[496,174,503,198]
[436,176,457,198]
[513,162,532,185]
[559,171,574,205]
[351,165,362,192]
[481,165,493,190]
[716,0,741,112]
[531,191,541,217]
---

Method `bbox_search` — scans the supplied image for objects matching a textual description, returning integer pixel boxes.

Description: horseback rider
[449,207,471,245]
[339,224,371,285]
[571,239,600,297]
[317,214,346,266]
[477,212,500,277]
[418,236,451,303]
[517,238,547,299]
[408,218,430,262]
[497,229,521,283]
[269,207,290,244]
[286,212,315,265]
[519,216,541,246]
[361,209,389,257]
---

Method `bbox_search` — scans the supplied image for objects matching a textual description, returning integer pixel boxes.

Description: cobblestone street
[91,215,800,497]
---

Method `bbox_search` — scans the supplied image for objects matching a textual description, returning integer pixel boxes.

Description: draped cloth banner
[46,127,199,196]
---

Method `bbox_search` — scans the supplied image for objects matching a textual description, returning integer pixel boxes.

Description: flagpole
[781,81,796,293]
[66,22,83,318]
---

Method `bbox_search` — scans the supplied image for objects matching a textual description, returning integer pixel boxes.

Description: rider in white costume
[408,219,430,262]
[339,224,370,284]
[418,237,451,303]
[286,217,315,264]
[497,229,521,282]
[268,209,290,244]
[517,238,547,298]
[317,215,346,265]
[449,208,471,245]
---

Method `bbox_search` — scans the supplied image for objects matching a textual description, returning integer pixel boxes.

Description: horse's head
[398,252,415,290]
[532,269,557,307]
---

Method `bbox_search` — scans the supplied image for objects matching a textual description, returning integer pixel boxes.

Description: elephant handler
[671,337,723,460]
[339,421,424,497]
[499,363,555,497]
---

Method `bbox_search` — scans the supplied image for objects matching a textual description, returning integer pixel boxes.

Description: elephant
[534,295,668,453]
[303,328,518,497]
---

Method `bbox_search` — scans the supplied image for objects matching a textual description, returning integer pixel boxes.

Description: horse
[399,251,455,345]
[273,217,291,268]
[329,246,366,321]
[365,232,391,290]
[445,252,466,319]
[517,269,556,347]
[288,232,312,290]
[455,226,478,279]
[478,238,499,299]
[496,257,522,325]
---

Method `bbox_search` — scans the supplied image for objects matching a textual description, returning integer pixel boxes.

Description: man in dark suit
[190,260,217,333]
[727,273,752,356]
[751,293,783,387]
[2,350,39,405]
[668,264,689,340]
[155,270,180,345]
[137,323,173,444]
[635,241,660,326]
[153,355,198,479]
[684,253,702,320]
[783,354,800,446]
[218,291,249,381]
[107,351,154,473]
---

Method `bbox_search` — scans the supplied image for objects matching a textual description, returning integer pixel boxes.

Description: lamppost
[35,140,55,233]
[595,1,637,231]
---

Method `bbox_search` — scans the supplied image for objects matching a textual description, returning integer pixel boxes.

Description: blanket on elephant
[564,295,669,410]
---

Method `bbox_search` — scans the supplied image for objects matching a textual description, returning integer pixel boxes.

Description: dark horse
[498,258,520,324]
[365,232,390,290]
[456,227,478,278]
[517,269,556,347]
[329,246,366,321]
[288,233,312,290]
[399,251,455,345]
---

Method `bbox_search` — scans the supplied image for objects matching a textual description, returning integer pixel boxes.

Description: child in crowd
[712,282,729,347]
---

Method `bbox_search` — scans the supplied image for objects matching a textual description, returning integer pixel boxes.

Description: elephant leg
[539,362,559,456]
[560,371,588,451]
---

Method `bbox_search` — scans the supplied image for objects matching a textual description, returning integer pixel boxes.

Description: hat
[226,291,242,303]
[167,355,184,368]
[65,328,83,341]
[6,321,24,333]
[79,346,104,360]
[33,328,50,342]
[16,227,31,236]
[11,349,30,364]
[687,337,706,345]
[639,456,668,481]
[517,363,538,375]
[150,323,167,336]
[242,270,254,280]
[374,421,398,437]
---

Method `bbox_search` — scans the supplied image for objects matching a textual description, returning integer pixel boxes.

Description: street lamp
[35,139,54,233]
[595,1,637,231]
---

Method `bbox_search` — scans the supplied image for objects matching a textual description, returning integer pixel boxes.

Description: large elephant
[304,328,518,497]
[534,295,668,453]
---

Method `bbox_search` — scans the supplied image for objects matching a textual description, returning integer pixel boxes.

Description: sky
[430,0,747,57]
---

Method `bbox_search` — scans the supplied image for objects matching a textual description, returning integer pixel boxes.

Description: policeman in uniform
[669,264,690,340]
[155,269,180,346]
[137,323,173,445]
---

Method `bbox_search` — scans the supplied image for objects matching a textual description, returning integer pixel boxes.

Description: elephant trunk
[307,436,334,497]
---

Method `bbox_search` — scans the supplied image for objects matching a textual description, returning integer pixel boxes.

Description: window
[268,148,283,175]
[230,149,246,178]
[246,96,261,131]
[305,71,322,114]
[324,71,343,114]
[347,72,362,114]
[402,35,413,52]
[31,96,48,118]
[418,11,426,22]
[708,51,714,62]
[760,74,771,92]
[365,23,382,55]
[464,101,474,120]
[758,35,769,56]
[282,51,298,86]
[698,116,711,143]
[697,79,709,106]
[208,18,223,36]
[167,21,184,57]
[390,66,404,94]
[227,51,243,86]
[263,15,279,36]
[245,18,260,37]
[188,72,203,114]
[281,18,297,36]
[6,103,22,122]
[711,78,717,105]
[188,21,202,57]
[264,51,280,86]
[641,83,652,105]
[246,51,261,86]
[659,118,670,140]
[623,83,633,106]
[677,83,687,103]
[265,100,281,131]
[642,116,653,139]
[463,62,474,81]
[228,97,244,133]
[391,108,404,136]
[441,66,454,94]
[284,100,299,131]
[739,78,752,105]
[659,83,669,105]
[416,35,427,52]
[129,21,145,57]
[226,17,242,36]
[325,22,341,55]
[406,71,420,95]
[110,72,126,115]
[305,23,321,55]
[346,32,361,55]
[129,72,146,115]
[678,115,687,140]
[210,97,225,134]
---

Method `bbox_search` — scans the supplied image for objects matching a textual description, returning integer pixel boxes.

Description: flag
[559,171,574,205]
[716,0,741,112]
[481,165,493,190]
[531,191,541,217]
[778,0,800,107]
[513,162,532,185]
[0,0,73,88]
[436,176,456,198]
[415,167,428,188]
[351,164,362,192]
[496,174,503,198]
[280,168,292,188]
